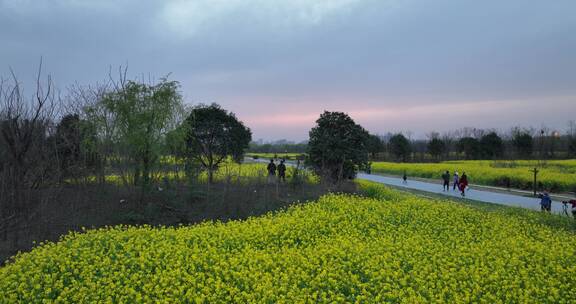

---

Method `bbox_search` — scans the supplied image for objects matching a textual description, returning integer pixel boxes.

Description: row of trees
[303,112,576,186]
[248,140,308,154]
[0,67,251,224]
[369,126,576,162]
[250,123,576,166]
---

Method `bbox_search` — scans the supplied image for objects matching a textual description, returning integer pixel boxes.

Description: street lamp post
[531,167,539,196]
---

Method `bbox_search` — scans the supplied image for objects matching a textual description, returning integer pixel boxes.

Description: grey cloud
[1,0,575,140]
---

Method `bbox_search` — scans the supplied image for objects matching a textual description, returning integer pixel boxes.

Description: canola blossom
[1,186,575,303]
[371,159,576,192]
[246,153,305,161]
[75,162,318,186]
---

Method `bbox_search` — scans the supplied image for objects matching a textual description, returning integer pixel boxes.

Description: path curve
[248,157,572,215]
[358,173,567,214]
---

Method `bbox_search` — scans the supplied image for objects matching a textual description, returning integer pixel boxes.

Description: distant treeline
[248,140,308,154]
[373,127,576,162]
[249,125,576,163]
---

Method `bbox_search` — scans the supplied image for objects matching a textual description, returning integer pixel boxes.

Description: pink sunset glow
[232,96,576,141]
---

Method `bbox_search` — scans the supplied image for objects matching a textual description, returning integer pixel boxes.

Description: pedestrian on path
[561,199,576,217]
[267,159,276,183]
[277,159,287,182]
[569,199,576,218]
[453,171,459,191]
[459,172,468,197]
[402,171,408,184]
[442,170,450,191]
[539,191,552,212]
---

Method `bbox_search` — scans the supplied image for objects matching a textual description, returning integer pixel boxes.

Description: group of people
[441,171,469,197]
[539,191,576,218]
[539,191,576,217]
[267,159,287,183]
[395,169,576,217]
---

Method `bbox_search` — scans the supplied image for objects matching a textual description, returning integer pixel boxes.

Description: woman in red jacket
[459,172,468,197]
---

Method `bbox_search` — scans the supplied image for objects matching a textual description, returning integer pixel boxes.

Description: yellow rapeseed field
[78,162,317,185]
[371,159,576,192]
[246,153,305,161]
[1,184,575,303]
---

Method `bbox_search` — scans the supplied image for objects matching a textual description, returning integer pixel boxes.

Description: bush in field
[307,111,369,183]
[1,185,575,303]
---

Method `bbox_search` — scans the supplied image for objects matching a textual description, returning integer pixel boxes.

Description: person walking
[568,199,576,218]
[277,159,287,182]
[452,171,460,191]
[459,172,468,197]
[539,191,552,212]
[442,170,450,191]
[267,159,276,183]
[402,171,408,184]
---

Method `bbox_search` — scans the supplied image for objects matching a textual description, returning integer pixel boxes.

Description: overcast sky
[1,0,575,141]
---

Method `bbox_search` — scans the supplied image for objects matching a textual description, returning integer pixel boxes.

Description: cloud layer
[1,0,575,140]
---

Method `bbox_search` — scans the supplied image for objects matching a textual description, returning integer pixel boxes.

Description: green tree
[480,132,504,158]
[427,137,446,160]
[184,104,251,184]
[389,133,411,162]
[54,114,82,174]
[457,137,482,159]
[568,121,576,157]
[569,138,576,157]
[511,130,533,158]
[307,111,369,183]
[165,123,189,159]
[101,78,183,187]
[366,134,384,159]
[53,114,102,181]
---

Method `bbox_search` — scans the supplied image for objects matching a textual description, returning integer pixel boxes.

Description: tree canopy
[184,103,252,184]
[427,137,446,160]
[480,132,504,158]
[307,111,369,183]
[457,137,482,159]
[512,130,533,158]
[366,134,384,158]
[101,78,183,186]
[388,133,411,162]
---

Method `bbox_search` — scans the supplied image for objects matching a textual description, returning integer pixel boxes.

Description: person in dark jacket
[569,199,576,217]
[539,191,552,212]
[277,160,287,182]
[442,170,450,191]
[267,159,276,183]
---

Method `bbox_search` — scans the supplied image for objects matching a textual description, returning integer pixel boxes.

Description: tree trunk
[208,168,214,184]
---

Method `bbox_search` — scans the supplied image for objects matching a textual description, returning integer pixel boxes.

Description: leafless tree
[0,61,59,239]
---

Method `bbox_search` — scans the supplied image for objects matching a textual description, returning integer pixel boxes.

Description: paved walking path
[248,157,572,215]
[358,173,568,214]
